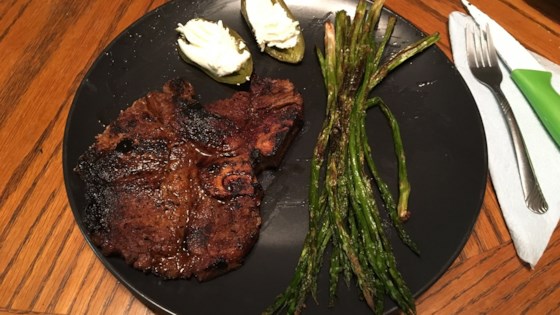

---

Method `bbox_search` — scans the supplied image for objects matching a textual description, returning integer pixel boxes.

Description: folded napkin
[449,12,560,268]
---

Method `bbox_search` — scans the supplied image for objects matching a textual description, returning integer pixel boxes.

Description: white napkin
[448,12,560,268]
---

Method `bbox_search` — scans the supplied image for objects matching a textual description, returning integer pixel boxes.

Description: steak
[76,77,303,281]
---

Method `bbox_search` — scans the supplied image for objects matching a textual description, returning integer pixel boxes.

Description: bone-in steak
[76,77,303,281]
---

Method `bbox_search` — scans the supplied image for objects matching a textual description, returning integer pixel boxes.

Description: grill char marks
[76,77,303,281]
[205,77,304,169]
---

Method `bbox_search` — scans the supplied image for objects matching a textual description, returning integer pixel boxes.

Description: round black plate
[63,0,487,314]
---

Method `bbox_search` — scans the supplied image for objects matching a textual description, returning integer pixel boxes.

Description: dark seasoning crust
[75,77,303,281]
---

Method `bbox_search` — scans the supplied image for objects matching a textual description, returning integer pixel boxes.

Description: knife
[462,0,560,148]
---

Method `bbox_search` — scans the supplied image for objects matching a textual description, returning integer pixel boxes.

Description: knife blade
[462,0,560,148]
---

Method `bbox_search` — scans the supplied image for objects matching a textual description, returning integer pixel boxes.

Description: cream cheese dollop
[244,0,300,51]
[176,19,251,77]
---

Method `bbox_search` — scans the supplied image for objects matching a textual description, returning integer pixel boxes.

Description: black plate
[63,0,487,314]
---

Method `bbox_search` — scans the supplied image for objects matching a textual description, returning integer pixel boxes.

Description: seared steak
[76,77,303,281]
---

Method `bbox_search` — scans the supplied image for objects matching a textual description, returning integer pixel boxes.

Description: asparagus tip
[399,209,411,221]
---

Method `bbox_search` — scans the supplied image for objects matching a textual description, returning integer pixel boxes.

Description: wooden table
[1,0,558,314]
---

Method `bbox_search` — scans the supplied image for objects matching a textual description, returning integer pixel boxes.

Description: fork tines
[466,22,499,70]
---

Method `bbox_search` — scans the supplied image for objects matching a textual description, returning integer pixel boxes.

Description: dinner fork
[465,22,548,214]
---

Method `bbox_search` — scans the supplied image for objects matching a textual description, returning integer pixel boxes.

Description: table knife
[462,0,560,148]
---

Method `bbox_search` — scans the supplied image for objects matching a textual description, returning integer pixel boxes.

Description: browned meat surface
[76,77,303,281]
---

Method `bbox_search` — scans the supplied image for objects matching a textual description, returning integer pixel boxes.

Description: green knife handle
[511,69,560,148]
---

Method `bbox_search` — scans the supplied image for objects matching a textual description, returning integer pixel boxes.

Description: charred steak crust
[75,77,304,281]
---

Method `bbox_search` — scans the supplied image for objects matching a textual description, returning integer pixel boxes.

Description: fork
[465,22,548,214]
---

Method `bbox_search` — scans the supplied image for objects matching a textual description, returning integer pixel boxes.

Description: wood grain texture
[0,0,558,314]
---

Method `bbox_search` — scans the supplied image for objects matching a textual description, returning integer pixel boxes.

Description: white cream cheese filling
[245,0,300,51]
[176,19,250,77]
